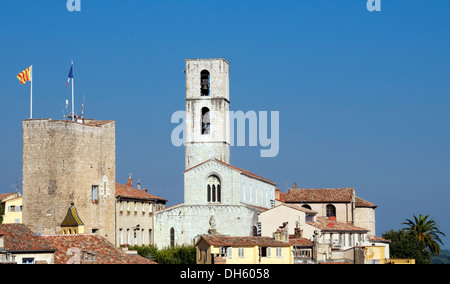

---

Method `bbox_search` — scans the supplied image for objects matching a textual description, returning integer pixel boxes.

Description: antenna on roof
[63,99,70,120]
[35,222,41,236]
[80,95,85,118]
[11,179,22,195]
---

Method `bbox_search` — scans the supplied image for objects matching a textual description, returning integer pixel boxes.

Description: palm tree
[402,214,446,255]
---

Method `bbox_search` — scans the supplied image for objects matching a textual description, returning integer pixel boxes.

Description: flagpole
[30,65,33,119]
[71,61,74,121]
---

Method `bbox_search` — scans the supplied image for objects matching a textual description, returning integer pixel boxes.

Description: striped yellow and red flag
[17,66,32,84]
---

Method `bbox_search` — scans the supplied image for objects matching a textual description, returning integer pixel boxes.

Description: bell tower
[185,58,231,170]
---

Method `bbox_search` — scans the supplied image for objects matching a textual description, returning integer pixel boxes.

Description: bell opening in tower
[200,70,210,96]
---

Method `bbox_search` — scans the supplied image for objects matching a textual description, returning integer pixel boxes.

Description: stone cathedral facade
[153,58,277,248]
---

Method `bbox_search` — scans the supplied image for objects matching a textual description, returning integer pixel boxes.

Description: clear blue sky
[1,1,449,248]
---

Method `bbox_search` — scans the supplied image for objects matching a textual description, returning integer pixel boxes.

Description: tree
[129,244,196,264]
[382,229,431,264]
[402,214,446,255]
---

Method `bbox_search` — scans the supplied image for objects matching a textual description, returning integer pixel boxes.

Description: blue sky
[1,1,449,248]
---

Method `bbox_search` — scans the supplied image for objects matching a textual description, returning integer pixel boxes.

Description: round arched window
[326,204,336,218]
[207,175,221,203]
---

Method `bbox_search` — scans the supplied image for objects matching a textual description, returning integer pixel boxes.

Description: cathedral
[152,58,277,248]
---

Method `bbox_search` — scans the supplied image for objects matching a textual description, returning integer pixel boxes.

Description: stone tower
[184,58,231,170]
[22,118,116,244]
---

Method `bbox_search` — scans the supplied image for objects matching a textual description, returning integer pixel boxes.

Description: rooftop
[42,233,156,264]
[0,223,56,253]
[185,158,277,186]
[198,235,291,247]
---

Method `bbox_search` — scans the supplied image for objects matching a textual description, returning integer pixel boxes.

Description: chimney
[137,179,141,190]
[126,173,133,187]
[275,186,280,200]
[294,228,303,239]
[273,222,289,243]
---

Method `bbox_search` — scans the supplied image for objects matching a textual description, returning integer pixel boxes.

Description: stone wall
[22,119,116,244]
[153,204,261,248]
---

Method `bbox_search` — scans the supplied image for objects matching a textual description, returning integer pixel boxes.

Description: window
[326,204,336,218]
[276,247,282,257]
[238,248,245,258]
[305,214,314,222]
[206,175,221,203]
[261,247,271,258]
[302,204,312,210]
[22,258,34,264]
[201,107,210,135]
[252,226,258,236]
[92,185,99,204]
[170,227,175,248]
[227,247,233,258]
[200,70,210,96]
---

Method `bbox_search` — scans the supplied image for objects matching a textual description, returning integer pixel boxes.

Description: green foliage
[382,229,431,264]
[402,214,446,255]
[129,244,196,264]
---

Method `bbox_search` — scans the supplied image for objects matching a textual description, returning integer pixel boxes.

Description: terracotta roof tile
[0,192,17,201]
[367,235,391,243]
[355,197,377,208]
[285,185,354,203]
[42,234,157,264]
[199,235,291,247]
[288,237,314,247]
[115,183,167,202]
[308,217,369,232]
[0,224,56,252]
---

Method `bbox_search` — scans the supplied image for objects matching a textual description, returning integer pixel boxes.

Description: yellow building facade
[196,235,293,264]
[1,193,22,224]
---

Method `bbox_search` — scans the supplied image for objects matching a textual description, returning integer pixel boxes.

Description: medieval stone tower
[22,118,116,244]
[184,58,231,170]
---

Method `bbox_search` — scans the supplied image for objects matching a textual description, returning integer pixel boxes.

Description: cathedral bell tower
[185,58,231,170]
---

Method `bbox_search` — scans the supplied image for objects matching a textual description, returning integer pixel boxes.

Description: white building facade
[153,59,276,248]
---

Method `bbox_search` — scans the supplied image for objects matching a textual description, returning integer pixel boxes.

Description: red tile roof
[184,158,277,186]
[199,235,291,247]
[284,184,377,208]
[115,183,167,202]
[0,224,56,253]
[288,237,314,247]
[355,197,377,208]
[0,192,17,201]
[308,217,369,232]
[285,185,355,203]
[42,234,156,264]
[367,235,391,243]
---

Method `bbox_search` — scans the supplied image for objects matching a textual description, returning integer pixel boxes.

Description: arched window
[326,204,336,218]
[207,175,221,203]
[302,204,312,210]
[201,107,210,135]
[170,227,175,248]
[201,70,210,96]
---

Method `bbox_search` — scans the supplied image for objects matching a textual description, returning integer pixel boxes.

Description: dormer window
[201,70,210,96]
